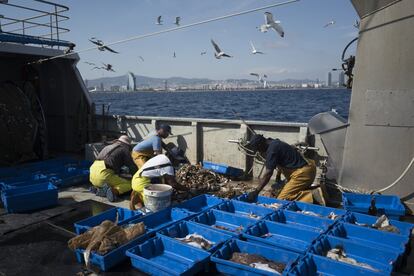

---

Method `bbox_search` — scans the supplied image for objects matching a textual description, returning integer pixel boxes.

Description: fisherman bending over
[89,135,137,202]
[130,154,188,210]
[131,124,172,169]
[246,134,325,205]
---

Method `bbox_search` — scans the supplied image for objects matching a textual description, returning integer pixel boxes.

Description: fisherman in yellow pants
[89,135,137,202]
[131,124,172,169]
[246,134,324,205]
[129,154,188,210]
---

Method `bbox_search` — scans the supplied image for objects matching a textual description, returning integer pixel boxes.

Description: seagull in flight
[200,51,207,55]
[156,16,163,25]
[250,41,264,54]
[323,20,336,28]
[92,63,115,72]
[211,39,232,59]
[89,38,119,53]
[250,73,268,88]
[84,61,96,66]
[138,56,144,62]
[173,52,176,58]
[258,12,284,37]
[174,16,181,26]
[353,19,360,29]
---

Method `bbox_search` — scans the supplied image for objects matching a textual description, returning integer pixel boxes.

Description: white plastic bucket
[143,184,173,212]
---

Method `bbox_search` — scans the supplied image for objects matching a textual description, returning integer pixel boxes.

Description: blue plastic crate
[288,254,386,276]
[342,193,405,220]
[127,207,193,232]
[266,209,334,233]
[158,221,232,252]
[214,200,275,220]
[328,222,408,255]
[243,220,321,253]
[236,194,290,210]
[174,194,225,214]
[1,182,58,213]
[203,161,244,177]
[74,207,143,234]
[126,235,211,276]
[342,212,414,238]
[310,236,400,273]
[286,201,346,220]
[190,209,258,236]
[75,232,151,271]
[211,239,300,276]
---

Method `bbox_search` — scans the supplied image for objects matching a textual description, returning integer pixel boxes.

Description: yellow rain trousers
[131,150,154,169]
[131,167,151,203]
[89,160,132,195]
[277,160,316,203]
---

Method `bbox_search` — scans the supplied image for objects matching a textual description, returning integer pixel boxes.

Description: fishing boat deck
[1,185,413,275]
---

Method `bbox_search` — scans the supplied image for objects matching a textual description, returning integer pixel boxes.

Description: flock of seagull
[84,12,356,87]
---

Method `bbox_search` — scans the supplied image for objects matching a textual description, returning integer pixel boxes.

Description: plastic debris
[176,233,215,250]
[326,246,378,271]
[68,220,146,267]
[230,252,285,274]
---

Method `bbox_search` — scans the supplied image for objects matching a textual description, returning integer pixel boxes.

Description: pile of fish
[68,220,146,266]
[355,214,400,234]
[297,210,339,220]
[174,164,254,200]
[326,246,378,271]
[257,202,283,210]
[176,233,215,250]
[230,252,285,274]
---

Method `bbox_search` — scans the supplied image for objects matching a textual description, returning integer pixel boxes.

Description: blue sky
[55,0,358,81]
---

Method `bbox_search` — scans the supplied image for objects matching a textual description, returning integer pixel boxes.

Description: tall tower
[338,71,345,87]
[327,72,332,87]
[127,72,136,91]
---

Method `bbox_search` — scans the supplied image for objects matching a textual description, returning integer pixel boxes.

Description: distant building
[127,72,136,91]
[327,72,332,87]
[110,85,120,92]
[338,71,345,87]
[100,82,104,91]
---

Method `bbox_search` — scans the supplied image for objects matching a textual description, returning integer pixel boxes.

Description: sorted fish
[257,202,282,210]
[326,246,378,271]
[68,220,146,267]
[247,212,261,219]
[176,233,215,250]
[328,212,339,220]
[213,225,244,233]
[371,215,400,233]
[298,210,323,217]
[230,252,285,274]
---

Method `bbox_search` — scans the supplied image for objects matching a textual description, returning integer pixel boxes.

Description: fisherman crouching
[89,135,137,202]
[246,134,325,205]
[130,154,188,210]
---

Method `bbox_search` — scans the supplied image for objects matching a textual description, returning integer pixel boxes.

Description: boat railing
[0,0,73,48]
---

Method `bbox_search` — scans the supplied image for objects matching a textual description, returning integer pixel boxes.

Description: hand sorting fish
[355,215,400,234]
[230,252,285,274]
[176,233,215,250]
[326,246,378,271]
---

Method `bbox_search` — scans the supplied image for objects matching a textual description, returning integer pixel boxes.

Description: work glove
[247,190,259,202]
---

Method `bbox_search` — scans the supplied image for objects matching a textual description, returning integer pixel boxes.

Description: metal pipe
[6,18,69,34]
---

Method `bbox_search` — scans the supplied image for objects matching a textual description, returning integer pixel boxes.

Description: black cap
[159,124,172,135]
[246,134,267,152]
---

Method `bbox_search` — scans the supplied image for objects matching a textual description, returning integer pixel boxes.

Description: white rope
[29,0,299,65]
[376,156,414,193]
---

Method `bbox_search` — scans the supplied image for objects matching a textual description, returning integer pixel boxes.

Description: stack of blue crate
[72,193,413,275]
